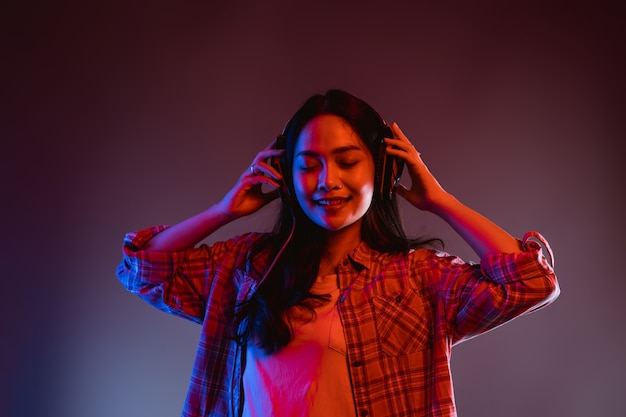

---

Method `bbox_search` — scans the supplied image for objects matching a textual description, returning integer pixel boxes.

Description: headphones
[376,124,405,201]
[271,131,292,206]
[257,120,404,290]
[272,121,404,204]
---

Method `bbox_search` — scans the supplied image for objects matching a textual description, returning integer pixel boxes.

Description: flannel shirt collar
[346,240,379,272]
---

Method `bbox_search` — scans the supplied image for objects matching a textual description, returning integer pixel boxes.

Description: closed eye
[295,156,321,171]
[297,164,320,172]
[337,159,359,168]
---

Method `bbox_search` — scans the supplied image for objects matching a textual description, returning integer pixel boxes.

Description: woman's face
[292,114,375,233]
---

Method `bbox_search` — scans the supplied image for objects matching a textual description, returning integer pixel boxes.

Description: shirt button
[360,410,369,416]
[339,294,346,303]
[352,360,363,367]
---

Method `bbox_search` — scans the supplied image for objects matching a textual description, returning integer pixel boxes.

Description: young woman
[117,89,559,417]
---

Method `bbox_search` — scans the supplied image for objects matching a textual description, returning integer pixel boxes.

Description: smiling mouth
[316,198,349,206]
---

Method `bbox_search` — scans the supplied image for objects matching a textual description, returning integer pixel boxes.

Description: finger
[248,160,283,181]
[390,122,410,142]
[390,122,423,152]
[254,148,285,163]
[385,124,423,159]
[383,139,420,163]
[247,149,285,177]
[242,167,282,187]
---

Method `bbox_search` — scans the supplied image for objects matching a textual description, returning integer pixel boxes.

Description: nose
[318,164,341,191]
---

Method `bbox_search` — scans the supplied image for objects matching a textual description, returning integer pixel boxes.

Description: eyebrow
[295,145,364,158]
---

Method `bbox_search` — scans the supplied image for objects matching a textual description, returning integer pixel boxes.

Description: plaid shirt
[116,226,559,417]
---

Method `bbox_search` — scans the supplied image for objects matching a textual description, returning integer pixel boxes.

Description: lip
[314,197,351,207]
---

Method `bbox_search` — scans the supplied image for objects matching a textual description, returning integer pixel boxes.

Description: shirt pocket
[372,288,432,356]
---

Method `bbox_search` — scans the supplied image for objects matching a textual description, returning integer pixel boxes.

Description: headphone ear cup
[377,125,404,200]
[273,134,292,206]
[277,157,293,206]
[375,141,387,200]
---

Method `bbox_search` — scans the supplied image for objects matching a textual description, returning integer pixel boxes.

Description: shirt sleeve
[115,226,257,324]
[435,231,560,345]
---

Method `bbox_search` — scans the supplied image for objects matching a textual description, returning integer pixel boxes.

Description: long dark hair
[234,89,442,354]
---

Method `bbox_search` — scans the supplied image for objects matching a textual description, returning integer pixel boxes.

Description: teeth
[318,199,344,206]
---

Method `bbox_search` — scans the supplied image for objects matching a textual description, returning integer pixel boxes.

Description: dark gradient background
[3,1,624,416]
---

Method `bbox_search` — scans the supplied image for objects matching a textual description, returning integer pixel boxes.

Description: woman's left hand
[385,123,523,256]
[384,123,449,212]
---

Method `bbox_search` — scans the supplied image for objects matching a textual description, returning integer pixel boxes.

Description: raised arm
[386,123,521,258]
[144,145,284,252]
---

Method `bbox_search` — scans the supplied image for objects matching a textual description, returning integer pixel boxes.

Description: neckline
[312,273,339,293]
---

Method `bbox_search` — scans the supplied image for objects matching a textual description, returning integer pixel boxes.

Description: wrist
[207,203,240,225]
[422,191,459,217]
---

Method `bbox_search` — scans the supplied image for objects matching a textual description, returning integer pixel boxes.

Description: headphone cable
[256,210,295,289]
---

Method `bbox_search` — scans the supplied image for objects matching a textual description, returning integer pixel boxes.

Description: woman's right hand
[142,144,286,252]
[215,145,285,220]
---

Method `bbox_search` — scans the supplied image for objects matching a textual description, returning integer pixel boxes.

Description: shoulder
[352,241,465,269]
[204,231,273,253]
[225,231,273,247]
[371,247,478,295]
[380,247,472,269]
[220,231,278,263]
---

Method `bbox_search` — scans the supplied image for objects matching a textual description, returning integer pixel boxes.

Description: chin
[317,218,362,233]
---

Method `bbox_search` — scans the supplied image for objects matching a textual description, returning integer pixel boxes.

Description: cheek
[292,173,313,198]
[359,183,375,207]
[355,168,375,195]
[362,181,374,196]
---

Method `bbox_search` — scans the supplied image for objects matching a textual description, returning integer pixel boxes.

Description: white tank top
[242,274,357,417]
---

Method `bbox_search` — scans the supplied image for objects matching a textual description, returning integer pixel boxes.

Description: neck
[318,221,362,275]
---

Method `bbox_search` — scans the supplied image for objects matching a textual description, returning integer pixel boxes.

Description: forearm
[429,192,522,258]
[143,204,237,252]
